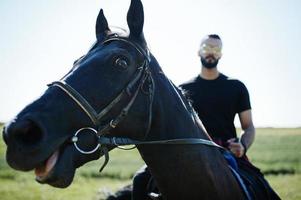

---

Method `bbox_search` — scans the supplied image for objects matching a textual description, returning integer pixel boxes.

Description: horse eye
[114,57,129,69]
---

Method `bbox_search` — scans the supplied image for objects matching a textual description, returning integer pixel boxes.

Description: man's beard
[201,57,219,69]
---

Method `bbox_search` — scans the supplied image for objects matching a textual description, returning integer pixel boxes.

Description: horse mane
[174,82,213,140]
[148,54,212,140]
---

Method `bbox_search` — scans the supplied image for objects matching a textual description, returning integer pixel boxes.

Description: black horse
[3,0,278,199]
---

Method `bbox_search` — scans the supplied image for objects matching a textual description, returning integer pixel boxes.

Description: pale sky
[0,0,300,127]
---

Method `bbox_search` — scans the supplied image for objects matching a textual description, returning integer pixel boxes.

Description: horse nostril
[9,120,44,147]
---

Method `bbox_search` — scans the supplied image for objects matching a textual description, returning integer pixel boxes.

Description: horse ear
[127,0,144,39]
[96,9,110,41]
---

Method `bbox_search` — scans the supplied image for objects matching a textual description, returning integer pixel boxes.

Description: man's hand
[227,138,245,158]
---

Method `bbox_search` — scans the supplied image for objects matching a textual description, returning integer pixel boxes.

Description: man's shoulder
[222,74,246,86]
[179,76,200,88]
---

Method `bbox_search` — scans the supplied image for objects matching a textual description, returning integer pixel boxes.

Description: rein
[48,35,221,172]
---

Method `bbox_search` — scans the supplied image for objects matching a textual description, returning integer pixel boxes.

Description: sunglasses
[200,45,222,55]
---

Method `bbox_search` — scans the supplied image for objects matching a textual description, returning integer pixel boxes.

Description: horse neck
[136,65,243,199]
[148,71,208,140]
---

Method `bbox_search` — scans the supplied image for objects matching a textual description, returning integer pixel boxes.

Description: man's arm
[228,109,255,157]
[239,109,255,150]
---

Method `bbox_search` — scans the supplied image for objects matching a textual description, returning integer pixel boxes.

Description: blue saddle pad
[222,150,238,171]
[222,150,252,200]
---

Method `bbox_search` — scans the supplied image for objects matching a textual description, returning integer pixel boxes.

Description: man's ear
[96,9,110,41]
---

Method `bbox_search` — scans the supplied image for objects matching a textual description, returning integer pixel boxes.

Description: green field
[1,124,301,200]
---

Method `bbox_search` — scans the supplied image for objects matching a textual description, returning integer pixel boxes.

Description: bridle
[48,35,221,172]
[49,36,153,129]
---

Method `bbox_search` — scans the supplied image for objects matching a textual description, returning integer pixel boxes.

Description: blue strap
[223,151,238,171]
[228,165,252,200]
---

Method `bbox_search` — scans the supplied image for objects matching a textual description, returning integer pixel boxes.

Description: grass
[0,175,131,200]
[1,125,301,199]
[247,128,301,175]
[267,174,301,200]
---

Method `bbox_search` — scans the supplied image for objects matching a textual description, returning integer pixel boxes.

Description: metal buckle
[72,127,100,154]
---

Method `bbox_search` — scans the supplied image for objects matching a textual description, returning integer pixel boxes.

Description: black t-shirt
[180,74,251,142]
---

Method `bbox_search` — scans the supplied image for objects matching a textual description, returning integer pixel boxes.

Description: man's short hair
[208,34,221,40]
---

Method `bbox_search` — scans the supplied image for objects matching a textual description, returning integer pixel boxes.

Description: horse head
[3,0,155,188]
